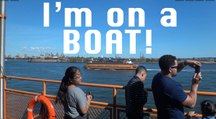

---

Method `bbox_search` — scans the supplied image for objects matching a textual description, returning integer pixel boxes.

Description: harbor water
[4,60,216,113]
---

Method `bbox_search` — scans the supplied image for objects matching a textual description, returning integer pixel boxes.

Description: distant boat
[85,61,138,70]
[28,58,60,63]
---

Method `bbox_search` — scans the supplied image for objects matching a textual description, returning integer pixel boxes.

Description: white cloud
[22,46,55,53]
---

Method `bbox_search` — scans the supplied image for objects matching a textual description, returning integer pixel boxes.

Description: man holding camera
[151,55,202,119]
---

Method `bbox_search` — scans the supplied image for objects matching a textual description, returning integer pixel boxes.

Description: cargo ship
[28,58,60,63]
[85,60,138,70]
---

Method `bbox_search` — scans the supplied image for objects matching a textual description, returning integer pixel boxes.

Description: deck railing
[2,75,216,119]
[3,75,129,119]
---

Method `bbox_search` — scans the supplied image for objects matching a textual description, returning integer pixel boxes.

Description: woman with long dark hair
[56,66,92,119]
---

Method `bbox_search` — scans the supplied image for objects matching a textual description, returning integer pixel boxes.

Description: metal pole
[0,1,6,119]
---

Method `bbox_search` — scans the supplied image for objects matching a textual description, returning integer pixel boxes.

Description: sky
[4,0,216,58]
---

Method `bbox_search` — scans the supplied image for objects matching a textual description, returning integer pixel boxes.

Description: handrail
[5,76,124,89]
[3,75,215,118]
[4,76,60,84]
[3,75,216,96]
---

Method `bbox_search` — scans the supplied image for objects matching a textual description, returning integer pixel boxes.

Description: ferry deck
[1,75,216,119]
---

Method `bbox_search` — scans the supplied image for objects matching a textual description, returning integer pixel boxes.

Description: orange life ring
[27,95,56,119]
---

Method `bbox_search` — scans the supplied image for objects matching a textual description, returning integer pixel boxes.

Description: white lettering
[125,30,141,54]
[107,8,124,27]
[128,8,145,27]
[160,8,177,27]
[106,30,122,54]
[63,30,80,54]
[65,8,92,27]
[85,30,101,54]
[43,2,50,27]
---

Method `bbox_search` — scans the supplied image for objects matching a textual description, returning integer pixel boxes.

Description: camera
[195,65,200,73]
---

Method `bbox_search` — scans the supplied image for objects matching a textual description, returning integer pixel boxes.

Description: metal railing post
[0,1,6,119]
[43,81,47,95]
[3,77,6,119]
[113,88,117,119]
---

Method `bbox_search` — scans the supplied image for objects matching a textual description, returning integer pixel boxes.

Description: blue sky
[5,0,216,58]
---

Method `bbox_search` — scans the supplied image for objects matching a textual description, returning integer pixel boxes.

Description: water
[4,60,216,113]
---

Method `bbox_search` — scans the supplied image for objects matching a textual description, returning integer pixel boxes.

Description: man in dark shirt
[125,66,148,119]
[152,55,202,119]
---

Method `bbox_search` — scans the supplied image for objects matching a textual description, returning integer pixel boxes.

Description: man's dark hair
[201,100,216,117]
[159,55,176,71]
[135,66,147,74]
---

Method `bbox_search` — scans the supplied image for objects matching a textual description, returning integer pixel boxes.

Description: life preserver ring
[27,95,56,119]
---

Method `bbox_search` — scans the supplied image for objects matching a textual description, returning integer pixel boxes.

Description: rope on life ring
[27,95,56,119]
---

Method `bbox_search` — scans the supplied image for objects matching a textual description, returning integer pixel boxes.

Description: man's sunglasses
[171,66,178,68]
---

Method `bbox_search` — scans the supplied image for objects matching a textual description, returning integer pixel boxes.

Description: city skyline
[5,0,216,58]
[5,52,216,59]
